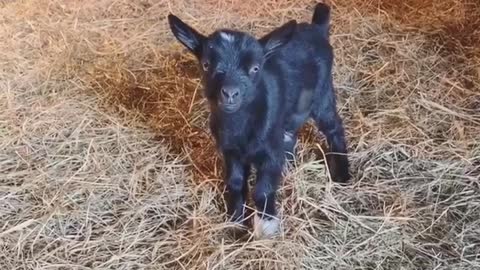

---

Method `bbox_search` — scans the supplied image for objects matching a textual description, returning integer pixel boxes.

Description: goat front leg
[252,155,283,239]
[223,153,250,226]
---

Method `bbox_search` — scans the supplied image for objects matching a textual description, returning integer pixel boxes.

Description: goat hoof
[253,214,280,239]
[333,171,350,184]
[228,213,248,226]
[330,168,351,183]
[229,223,248,239]
[327,155,350,183]
[226,216,249,239]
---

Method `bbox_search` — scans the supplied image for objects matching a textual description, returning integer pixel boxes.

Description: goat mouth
[220,102,241,113]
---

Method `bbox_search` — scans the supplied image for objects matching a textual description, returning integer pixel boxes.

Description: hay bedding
[0,0,479,269]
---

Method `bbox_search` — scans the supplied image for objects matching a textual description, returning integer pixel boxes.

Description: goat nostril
[221,88,239,100]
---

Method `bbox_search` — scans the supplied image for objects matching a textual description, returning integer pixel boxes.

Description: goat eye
[249,65,260,75]
[202,61,209,71]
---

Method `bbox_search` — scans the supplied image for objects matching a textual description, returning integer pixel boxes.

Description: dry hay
[1,0,479,269]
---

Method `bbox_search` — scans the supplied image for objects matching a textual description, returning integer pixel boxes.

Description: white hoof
[253,214,280,239]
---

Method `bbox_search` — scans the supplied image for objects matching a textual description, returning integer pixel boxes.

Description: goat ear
[168,14,206,58]
[259,20,297,58]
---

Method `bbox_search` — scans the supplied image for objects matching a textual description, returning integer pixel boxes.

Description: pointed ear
[259,20,297,58]
[167,14,206,58]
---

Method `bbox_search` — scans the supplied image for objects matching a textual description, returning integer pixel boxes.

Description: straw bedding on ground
[0,0,479,269]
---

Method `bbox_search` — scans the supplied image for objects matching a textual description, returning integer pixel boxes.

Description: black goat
[167,3,350,239]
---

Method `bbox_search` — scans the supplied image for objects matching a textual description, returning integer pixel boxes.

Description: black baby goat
[168,2,350,239]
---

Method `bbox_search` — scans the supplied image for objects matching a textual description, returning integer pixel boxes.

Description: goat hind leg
[311,83,350,183]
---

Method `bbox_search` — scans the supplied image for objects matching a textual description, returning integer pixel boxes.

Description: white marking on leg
[253,214,280,239]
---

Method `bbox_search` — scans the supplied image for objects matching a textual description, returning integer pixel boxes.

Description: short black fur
[168,2,350,232]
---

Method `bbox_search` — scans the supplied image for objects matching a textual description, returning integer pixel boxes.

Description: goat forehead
[219,31,235,42]
[210,31,258,52]
[208,33,262,67]
[213,30,243,43]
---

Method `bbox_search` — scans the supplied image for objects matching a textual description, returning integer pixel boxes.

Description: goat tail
[312,2,331,38]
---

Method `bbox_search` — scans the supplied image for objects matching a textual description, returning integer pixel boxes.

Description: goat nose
[221,87,240,103]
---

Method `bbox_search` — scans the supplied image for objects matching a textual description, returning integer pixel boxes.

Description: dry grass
[1,0,479,269]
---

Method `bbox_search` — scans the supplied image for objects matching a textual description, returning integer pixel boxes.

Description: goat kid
[168,3,350,239]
